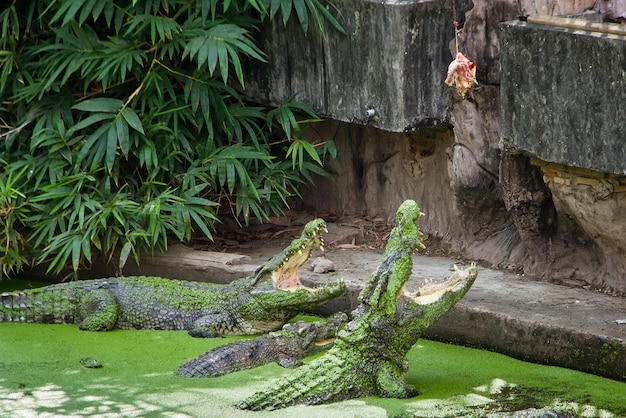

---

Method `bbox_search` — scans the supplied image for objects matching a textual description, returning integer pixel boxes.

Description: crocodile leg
[78,289,119,331]
[376,361,420,398]
[188,312,237,338]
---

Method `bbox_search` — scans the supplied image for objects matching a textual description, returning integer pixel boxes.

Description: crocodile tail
[0,286,79,324]
[237,350,373,411]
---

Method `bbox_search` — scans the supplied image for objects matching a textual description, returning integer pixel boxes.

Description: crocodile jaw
[262,220,327,291]
[401,263,478,306]
[271,247,316,290]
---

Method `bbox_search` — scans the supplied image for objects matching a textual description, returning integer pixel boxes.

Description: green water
[1,280,625,417]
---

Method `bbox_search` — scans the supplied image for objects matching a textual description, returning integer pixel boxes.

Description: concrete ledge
[242,0,472,132]
[500,17,626,175]
[426,307,626,382]
[15,244,259,285]
[121,245,256,284]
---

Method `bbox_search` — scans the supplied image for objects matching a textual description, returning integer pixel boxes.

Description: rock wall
[446,0,626,294]
[298,1,626,295]
[500,19,626,175]
[301,122,464,242]
[242,0,473,132]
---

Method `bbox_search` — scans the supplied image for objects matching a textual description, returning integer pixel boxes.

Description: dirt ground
[189,210,464,260]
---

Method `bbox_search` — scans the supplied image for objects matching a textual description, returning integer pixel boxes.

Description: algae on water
[1,319,625,417]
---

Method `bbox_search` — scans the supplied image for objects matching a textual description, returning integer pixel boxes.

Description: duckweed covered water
[1,280,625,417]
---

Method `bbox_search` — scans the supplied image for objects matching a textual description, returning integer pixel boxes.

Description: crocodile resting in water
[238,200,478,410]
[0,219,345,337]
[176,314,346,377]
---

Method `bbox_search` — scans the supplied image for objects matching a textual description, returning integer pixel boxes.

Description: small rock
[310,257,335,274]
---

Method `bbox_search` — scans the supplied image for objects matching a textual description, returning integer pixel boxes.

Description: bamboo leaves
[183,22,266,86]
[70,99,145,172]
[264,0,345,34]
[0,0,342,277]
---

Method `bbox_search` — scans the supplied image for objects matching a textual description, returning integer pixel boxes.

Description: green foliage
[0,163,28,277]
[0,0,342,277]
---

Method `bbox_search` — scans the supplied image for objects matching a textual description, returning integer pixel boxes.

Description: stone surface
[242,0,472,132]
[536,161,626,293]
[517,0,597,16]
[500,19,626,175]
[499,153,607,289]
[310,256,335,274]
[301,121,465,243]
[455,0,521,84]
[447,84,525,266]
[295,1,626,295]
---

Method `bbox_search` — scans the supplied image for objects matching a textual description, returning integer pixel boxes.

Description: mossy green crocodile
[0,219,345,337]
[238,200,478,410]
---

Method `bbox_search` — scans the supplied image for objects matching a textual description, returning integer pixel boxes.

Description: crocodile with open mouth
[238,200,478,409]
[0,219,346,337]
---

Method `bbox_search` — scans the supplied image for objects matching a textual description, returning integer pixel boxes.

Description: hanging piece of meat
[444,52,477,98]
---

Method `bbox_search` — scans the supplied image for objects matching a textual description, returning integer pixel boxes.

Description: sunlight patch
[141,372,172,378]
[473,377,517,395]
[552,400,614,418]
[31,384,69,408]
[0,382,174,418]
[0,383,69,416]
[78,395,108,402]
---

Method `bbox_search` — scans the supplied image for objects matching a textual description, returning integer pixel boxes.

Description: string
[452,0,460,55]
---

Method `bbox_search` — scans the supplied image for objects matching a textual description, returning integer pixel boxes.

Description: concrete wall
[243,0,626,295]
[500,19,626,175]
[242,0,472,132]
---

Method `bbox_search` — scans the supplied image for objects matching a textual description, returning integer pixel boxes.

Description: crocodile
[237,200,478,410]
[176,314,346,377]
[0,219,346,337]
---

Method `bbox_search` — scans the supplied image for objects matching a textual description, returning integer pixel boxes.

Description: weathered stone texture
[537,162,626,293]
[517,0,597,16]
[499,154,606,289]
[456,0,521,84]
[448,85,525,264]
[500,20,626,175]
[301,121,463,242]
[496,14,626,292]
[242,0,472,132]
